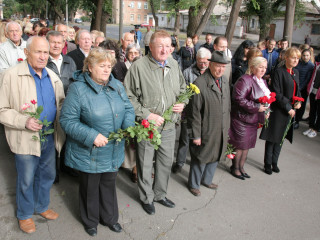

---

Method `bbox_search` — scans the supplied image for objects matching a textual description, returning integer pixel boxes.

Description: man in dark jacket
[172,48,211,174]
[200,33,214,52]
[187,51,231,196]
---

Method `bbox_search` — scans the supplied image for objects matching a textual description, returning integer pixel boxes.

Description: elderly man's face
[78,32,92,52]
[149,37,171,64]
[196,57,209,71]
[48,35,64,58]
[57,25,68,41]
[24,37,49,72]
[209,62,226,79]
[7,23,22,45]
[121,33,134,51]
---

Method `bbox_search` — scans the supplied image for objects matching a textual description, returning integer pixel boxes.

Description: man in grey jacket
[125,30,186,215]
[172,47,211,174]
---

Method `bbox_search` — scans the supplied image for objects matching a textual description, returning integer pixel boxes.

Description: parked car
[30,18,39,23]
[141,23,152,28]
[75,18,82,23]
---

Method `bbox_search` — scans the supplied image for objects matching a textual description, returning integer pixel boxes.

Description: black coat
[112,61,127,82]
[46,55,77,94]
[67,48,85,71]
[260,65,301,144]
[179,47,194,71]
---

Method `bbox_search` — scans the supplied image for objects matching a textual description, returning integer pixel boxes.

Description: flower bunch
[258,92,276,128]
[163,83,200,123]
[280,96,305,146]
[225,143,236,159]
[17,58,23,62]
[21,100,54,143]
[108,120,161,150]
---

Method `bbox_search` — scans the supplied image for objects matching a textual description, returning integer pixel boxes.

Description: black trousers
[309,93,320,130]
[264,141,282,166]
[79,171,118,228]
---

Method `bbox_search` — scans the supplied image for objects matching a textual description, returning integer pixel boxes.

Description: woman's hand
[294,102,301,109]
[259,104,268,112]
[288,109,296,118]
[93,133,108,147]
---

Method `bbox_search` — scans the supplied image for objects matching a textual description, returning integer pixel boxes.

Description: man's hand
[25,117,43,131]
[148,113,164,126]
[193,139,201,146]
[93,133,108,147]
[288,109,296,118]
[172,103,185,113]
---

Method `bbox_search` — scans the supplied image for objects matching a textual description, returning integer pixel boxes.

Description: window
[144,15,147,22]
[144,2,148,9]
[251,19,255,28]
[311,24,320,34]
[130,2,134,8]
[161,17,164,21]
[138,14,141,22]
[130,14,134,21]
[138,2,141,9]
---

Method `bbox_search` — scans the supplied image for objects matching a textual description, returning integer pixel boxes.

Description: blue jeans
[15,135,56,220]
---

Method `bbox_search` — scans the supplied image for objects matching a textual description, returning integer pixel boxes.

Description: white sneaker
[303,129,312,135]
[307,130,317,138]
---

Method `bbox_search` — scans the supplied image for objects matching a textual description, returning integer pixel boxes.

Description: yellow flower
[190,83,200,94]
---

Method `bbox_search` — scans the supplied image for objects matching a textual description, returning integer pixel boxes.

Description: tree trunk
[195,0,218,37]
[91,0,103,31]
[283,0,296,47]
[149,0,159,30]
[70,9,74,23]
[225,0,242,45]
[101,10,108,36]
[173,0,180,35]
[47,0,64,22]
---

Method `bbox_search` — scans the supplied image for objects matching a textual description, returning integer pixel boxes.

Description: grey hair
[247,56,267,74]
[125,43,142,59]
[55,23,66,31]
[26,36,50,51]
[122,32,134,40]
[5,21,22,33]
[76,29,91,42]
[197,47,212,59]
[46,30,63,41]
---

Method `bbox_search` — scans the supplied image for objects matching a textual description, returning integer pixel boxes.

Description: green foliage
[81,16,91,22]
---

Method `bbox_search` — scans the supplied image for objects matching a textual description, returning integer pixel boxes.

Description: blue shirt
[28,64,56,127]
[152,57,168,68]
[135,30,142,43]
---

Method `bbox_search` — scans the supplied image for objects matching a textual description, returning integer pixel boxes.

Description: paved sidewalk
[0,121,319,240]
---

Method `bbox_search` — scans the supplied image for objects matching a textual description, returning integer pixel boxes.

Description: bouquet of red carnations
[258,92,276,128]
[108,120,161,150]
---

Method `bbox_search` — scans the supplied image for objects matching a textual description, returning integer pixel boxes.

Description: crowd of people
[0,18,319,237]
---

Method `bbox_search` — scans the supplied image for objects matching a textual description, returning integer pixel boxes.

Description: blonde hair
[185,37,194,48]
[247,56,267,75]
[245,47,263,74]
[67,26,75,41]
[285,47,301,59]
[83,47,117,72]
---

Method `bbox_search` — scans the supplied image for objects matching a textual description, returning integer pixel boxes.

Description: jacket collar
[147,53,172,71]
[82,71,117,94]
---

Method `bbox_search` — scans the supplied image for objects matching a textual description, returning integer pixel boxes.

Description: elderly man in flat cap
[187,51,231,196]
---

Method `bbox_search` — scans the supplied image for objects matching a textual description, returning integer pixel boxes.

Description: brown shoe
[40,209,59,220]
[188,188,201,196]
[202,183,218,189]
[19,218,36,233]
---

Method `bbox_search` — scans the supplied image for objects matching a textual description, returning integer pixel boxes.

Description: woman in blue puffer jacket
[59,48,135,237]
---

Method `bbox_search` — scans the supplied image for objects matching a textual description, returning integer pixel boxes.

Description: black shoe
[240,171,251,178]
[272,164,280,173]
[142,202,155,215]
[231,168,245,180]
[108,223,122,233]
[172,164,182,173]
[294,122,299,129]
[84,227,97,236]
[264,164,272,175]
[155,197,175,208]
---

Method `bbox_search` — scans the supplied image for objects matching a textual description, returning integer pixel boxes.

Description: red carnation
[31,99,37,105]
[17,58,23,62]
[148,130,154,139]
[141,119,150,128]
[292,96,304,102]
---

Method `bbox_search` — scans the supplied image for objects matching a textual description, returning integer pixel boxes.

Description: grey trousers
[136,128,176,204]
[188,159,218,189]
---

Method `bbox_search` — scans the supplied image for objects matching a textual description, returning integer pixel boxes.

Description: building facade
[112,0,150,25]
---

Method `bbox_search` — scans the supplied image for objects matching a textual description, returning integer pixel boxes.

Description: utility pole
[66,0,69,26]
[46,1,48,19]
[283,0,296,47]
[119,0,123,42]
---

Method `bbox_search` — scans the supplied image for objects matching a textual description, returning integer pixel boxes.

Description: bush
[81,16,91,22]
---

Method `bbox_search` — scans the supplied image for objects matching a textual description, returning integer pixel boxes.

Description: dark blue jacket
[262,49,279,74]
[59,70,135,173]
[295,60,314,90]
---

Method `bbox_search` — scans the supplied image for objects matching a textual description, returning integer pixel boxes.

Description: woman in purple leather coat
[229,57,270,180]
